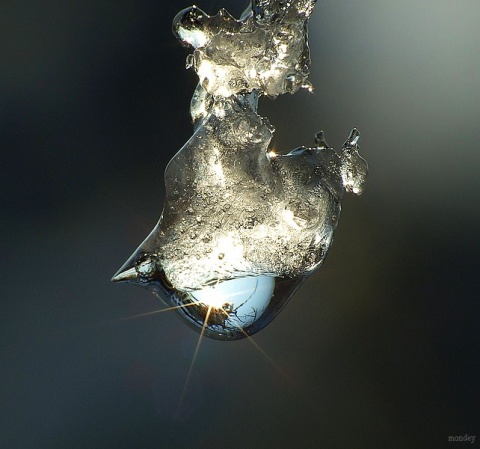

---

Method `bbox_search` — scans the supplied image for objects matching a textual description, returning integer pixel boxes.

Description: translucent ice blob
[112,0,367,340]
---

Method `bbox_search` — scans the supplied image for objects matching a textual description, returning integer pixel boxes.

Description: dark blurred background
[1,1,479,448]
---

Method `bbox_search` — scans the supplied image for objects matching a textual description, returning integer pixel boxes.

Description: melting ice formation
[112,0,367,340]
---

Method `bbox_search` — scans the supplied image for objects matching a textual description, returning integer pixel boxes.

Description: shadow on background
[1,1,479,448]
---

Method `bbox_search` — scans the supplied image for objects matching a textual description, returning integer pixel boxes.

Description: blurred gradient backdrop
[1,1,479,448]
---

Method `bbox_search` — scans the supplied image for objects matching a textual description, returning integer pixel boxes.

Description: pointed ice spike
[340,128,368,195]
[344,128,360,148]
[314,130,329,150]
[111,267,137,283]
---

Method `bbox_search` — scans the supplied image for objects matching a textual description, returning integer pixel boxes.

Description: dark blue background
[2,1,479,447]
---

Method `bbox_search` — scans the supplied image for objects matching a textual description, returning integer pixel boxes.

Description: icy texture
[112,0,367,340]
[173,0,314,99]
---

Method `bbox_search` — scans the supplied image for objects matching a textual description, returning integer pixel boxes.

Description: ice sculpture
[112,0,367,340]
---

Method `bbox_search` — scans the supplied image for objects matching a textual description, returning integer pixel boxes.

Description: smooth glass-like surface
[113,0,367,340]
[113,252,306,340]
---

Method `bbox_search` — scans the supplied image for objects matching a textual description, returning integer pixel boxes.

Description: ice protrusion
[340,129,368,195]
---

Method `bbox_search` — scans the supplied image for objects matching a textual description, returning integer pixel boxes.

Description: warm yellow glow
[197,60,232,97]
[199,286,227,309]
[282,208,301,230]
[177,305,213,419]
[109,303,198,324]
[261,67,281,82]
[197,59,213,84]
[213,235,245,266]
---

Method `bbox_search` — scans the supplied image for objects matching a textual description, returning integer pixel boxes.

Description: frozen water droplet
[173,6,210,48]
[113,0,367,339]
[113,253,305,340]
